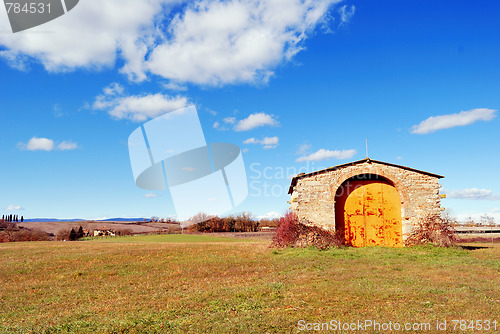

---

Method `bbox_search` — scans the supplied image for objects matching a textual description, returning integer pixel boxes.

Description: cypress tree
[76,226,84,239]
[69,228,77,241]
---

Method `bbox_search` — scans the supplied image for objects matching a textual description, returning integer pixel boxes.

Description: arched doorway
[335,174,403,247]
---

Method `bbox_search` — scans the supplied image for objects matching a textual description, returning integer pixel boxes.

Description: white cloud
[243,138,257,144]
[223,117,236,124]
[162,82,188,91]
[296,143,312,155]
[243,136,279,149]
[0,51,29,71]
[146,0,342,85]
[6,204,24,211]
[18,137,78,151]
[338,5,355,25]
[443,188,500,200]
[93,83,188,122]
[0,0,345,86]
[234,112,279,131]
[107,94,188,122]
[103,82,124,96]
[0,0,173,80]
[57,141,78,151]
[22,137,54,151]
[257,211,281,220]
[296,148,356,162]
[144,193,159,198]
[213,121,229,131]
[411,108,497,134]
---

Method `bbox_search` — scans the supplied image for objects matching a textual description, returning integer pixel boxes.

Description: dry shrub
[116,229,133,236]
[15,229,51,242]
[187,213,260,233]
[259,218,279,228]
[271,211,343,249]
[0,221,17,230]
[271,211,299,247]
[56,228,73,241]
[405,214,459,247]
[0,231,10,243]
[165,226,181,234]
[0,228,50,242]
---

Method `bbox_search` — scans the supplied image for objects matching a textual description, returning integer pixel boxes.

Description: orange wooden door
[337,179,402,247]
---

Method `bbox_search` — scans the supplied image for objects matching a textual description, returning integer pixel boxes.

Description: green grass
[0,236,498,333]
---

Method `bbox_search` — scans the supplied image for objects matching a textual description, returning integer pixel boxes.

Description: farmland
[0,235,498,333]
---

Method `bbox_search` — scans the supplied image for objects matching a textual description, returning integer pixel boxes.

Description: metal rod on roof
[366,138,368,158]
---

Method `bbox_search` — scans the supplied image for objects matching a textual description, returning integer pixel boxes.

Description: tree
[76,226,84,239]
[480,214,495,226]
[69,228,77,241]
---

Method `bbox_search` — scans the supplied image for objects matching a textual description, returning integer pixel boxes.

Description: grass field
[0,235,498,333]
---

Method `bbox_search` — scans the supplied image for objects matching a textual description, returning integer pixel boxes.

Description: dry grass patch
[0,235,498,333]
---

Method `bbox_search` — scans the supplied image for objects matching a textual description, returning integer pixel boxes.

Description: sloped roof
[288,158,444,194]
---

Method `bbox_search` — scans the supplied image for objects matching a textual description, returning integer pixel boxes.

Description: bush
[405,214,459,247]
[0,227,50,242]
[165,226,181,234]
[271,211,343,249]
[116,229,133,236]
[0,221,17,230]
[259,218,279,228]
[187,213,260,233]
[56,228,74,241]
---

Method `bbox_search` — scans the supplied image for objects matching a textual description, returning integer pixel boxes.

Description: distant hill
[24,218,146,223]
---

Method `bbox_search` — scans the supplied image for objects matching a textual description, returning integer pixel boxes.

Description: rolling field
[0,235,498,333]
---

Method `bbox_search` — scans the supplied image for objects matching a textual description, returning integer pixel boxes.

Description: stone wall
[289,159,443,241]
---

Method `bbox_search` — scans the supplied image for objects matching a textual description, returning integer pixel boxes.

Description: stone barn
[288,158,444,247]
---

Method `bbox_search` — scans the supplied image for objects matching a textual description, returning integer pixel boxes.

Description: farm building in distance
[288,158,444,247]
[93,228,116,237]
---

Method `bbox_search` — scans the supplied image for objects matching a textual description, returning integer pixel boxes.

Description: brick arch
[330,167,410,206]
[329,167,411,224]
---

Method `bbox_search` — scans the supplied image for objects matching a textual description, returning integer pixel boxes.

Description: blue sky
[1,0,499,222]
